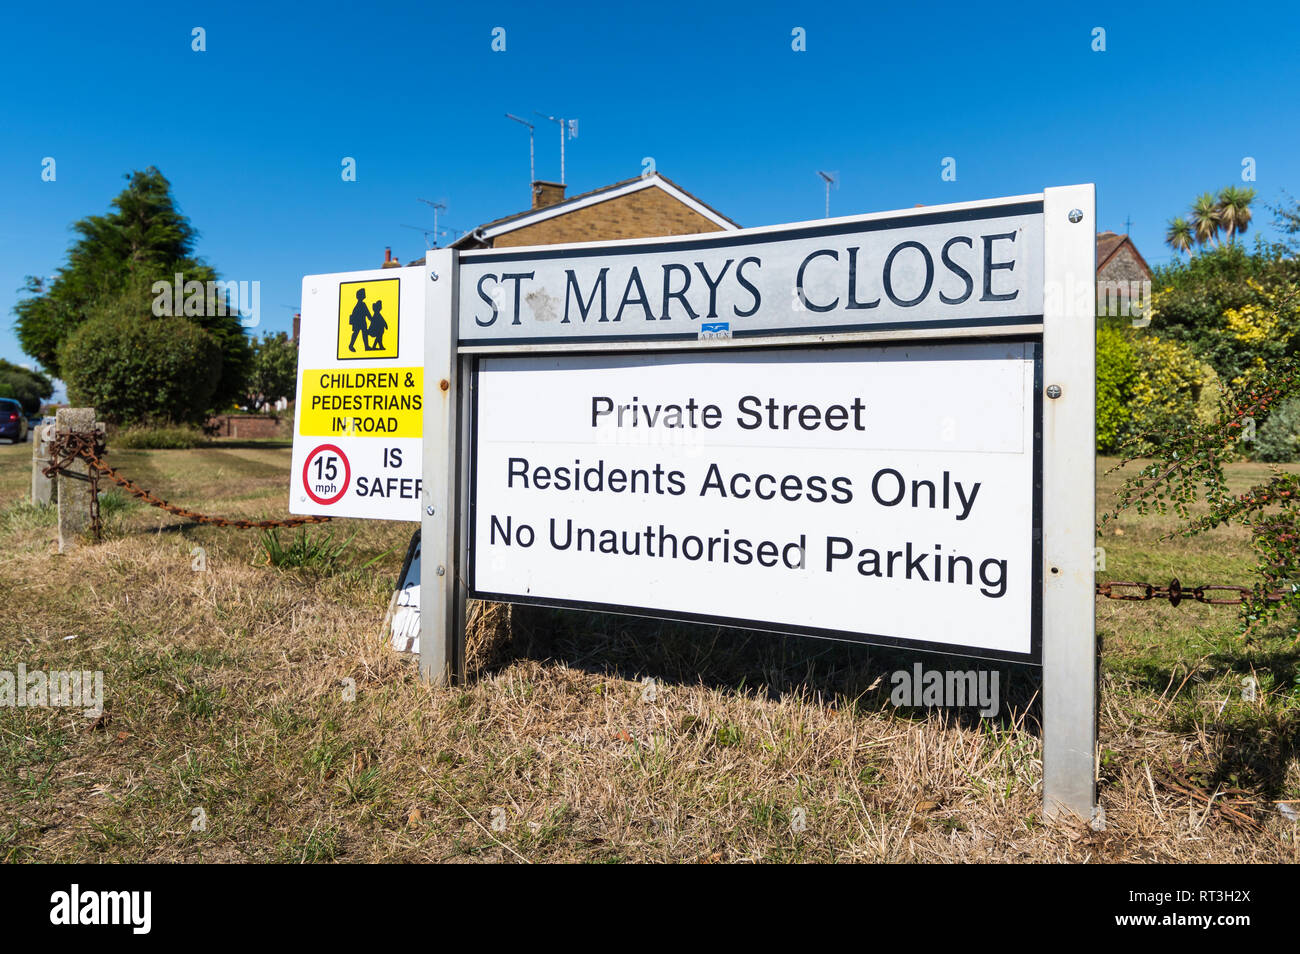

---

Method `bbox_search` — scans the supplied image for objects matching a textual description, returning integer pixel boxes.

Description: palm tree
[1165,217,1194,255]
[1190,192,1222,247]
[1216,185,1256,244]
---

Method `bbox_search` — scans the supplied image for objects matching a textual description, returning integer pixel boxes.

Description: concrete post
[31,415,56,506]
[56,407,96,553]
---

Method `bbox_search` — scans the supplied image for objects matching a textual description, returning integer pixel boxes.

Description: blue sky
[3,0,1299,388]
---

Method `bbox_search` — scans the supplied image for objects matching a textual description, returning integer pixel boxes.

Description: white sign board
[470,342,1039,659]
[290,266,426,520]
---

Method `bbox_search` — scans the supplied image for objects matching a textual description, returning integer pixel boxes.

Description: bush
[1123,334,1222,452]
[243,333,298,412]
[114,424,208,449]
[1096,326,1135,453]
[1148,241,1300,385]
[0,359,54,415]
[14,167,252,404]
[60,307,222,427]
[1254,396,1300,462]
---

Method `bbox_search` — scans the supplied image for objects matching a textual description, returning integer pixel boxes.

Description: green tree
[1254,395,1300,462]
[13,167,250,408]
[1190,192,1222,248]
[1147,239,1300,386]
[1216,185,1256,245]
[243,333,298,412]
[1273,192,1300,253]
[59,284,223,427]
[0,359,54,415]
[1165,216,1194,255]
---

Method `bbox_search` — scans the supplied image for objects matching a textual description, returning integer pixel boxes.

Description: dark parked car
[0,399,29,443]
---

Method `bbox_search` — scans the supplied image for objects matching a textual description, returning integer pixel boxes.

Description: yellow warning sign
[338,278,400,360]
[298,367,423,437]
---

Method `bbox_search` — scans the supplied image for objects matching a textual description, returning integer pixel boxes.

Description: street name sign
[303,187,1096,822]
[458,203,1045,344]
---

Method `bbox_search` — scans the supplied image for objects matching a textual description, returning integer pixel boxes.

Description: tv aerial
[816,171,839,218]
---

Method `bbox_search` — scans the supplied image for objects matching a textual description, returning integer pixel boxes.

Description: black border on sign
[465,337,1044,666]
[336,277,400,361]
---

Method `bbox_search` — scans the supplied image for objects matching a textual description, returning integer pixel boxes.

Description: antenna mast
[505,113,535,187]
[816,170,839,218]
[536,112,578,185]
[417,199,446,248]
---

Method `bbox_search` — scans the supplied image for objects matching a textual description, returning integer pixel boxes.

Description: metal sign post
[1041,184,1099,823]
[419,248,465,685]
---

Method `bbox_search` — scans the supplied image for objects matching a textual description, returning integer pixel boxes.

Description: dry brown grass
[1,439,1298,862]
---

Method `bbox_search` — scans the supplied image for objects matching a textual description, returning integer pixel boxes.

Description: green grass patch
[114,425,209,449]
[96,487,139,518]
[259,527,356,573]
[0,499,56,532]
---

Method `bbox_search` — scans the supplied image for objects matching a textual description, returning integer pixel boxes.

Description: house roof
[1096,231,1152,276]
[450,173,739,249]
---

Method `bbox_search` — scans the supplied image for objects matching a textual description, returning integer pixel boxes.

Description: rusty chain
[42,431,331,538]
[1094,579,1291,606]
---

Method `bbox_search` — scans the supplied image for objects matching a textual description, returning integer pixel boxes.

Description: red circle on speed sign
[302,444,351,505]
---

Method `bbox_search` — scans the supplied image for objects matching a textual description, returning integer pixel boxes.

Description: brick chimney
[381,247,402,269]
[532,180,566,210]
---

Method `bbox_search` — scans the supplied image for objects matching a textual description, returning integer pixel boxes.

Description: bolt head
[436,565,446,577]
[425,505,435,516]
[430,271,439,282]
[1067,208,1083,224]
[1046,384,1063,399]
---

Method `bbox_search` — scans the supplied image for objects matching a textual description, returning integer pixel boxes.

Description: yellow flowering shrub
[1124,334,1222,449]
[1224,307,1275,343]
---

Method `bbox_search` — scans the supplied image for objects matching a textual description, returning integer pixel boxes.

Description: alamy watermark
[1097,278,1152,324]
[151,272,260,327]
[1,664,103,717]
[1045,275,1152,325]
[890,663,1000,717]
[50,884,150,934]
